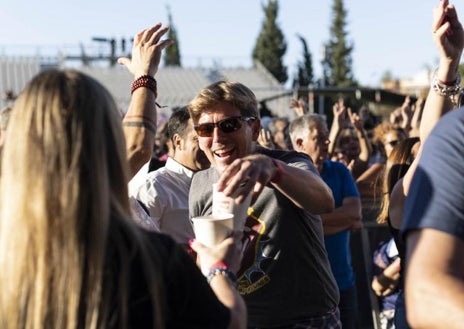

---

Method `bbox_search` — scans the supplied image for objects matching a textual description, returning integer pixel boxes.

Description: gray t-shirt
[189,147,339,327]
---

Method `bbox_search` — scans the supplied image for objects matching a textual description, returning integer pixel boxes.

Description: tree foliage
[163,6,181,67]
[459,63,464,79]
[322,0,356,87]
[252,0,288,83]
[293,34,313,89]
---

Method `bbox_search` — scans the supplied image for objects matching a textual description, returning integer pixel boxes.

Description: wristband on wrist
[206,262,237,287]
[131,75,167,109]
[437,74,460,86]
[431,69,462,98]
[209,261,229,270]
[131,75,157,96]
[270,158,284,184]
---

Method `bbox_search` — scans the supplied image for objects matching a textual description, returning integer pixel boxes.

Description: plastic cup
[212,183,252,231]
[191,214,234,247]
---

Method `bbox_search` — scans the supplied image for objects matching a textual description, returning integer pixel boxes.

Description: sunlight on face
[300,122,329,166]
[196,101,258,174]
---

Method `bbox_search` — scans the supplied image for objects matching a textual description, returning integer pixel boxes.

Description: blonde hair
[188,80,259,123]
[0,70,164,328]
[0,106,12,131]
[372,121,406,156]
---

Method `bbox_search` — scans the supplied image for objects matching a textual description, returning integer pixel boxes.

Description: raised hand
[433,0,464,76]
[257,128,275,149]
[347,108,363,132]
[290,98,309,117]
[333,99,350,129]
[118,23,173,78]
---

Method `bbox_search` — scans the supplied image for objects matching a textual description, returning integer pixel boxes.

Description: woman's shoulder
[139,229,178,257]
[108,218,179,265]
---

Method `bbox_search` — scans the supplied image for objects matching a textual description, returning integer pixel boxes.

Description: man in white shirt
[129,107,210,246]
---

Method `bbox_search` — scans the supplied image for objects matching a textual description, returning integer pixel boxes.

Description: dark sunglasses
[194,116,256,137]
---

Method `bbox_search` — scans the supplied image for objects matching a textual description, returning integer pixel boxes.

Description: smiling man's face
[196,101,259,174]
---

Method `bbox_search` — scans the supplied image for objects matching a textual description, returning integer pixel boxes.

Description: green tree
[459,63,464,80]
[322,0,356,87]
[293,34,313,89]
[381,70,394,83]
[252,0,288,84]
[163,6,181,66]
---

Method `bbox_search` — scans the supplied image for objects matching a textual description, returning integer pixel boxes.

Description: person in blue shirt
[290,113,362,329]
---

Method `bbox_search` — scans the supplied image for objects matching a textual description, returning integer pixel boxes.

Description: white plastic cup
[191,214,234,247]
[212,183,252,231]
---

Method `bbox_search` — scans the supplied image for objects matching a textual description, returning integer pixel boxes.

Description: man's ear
[294,138,304,151]
[172,134,182,150]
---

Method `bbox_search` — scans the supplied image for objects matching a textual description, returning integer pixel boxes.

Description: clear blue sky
[0,0,449,86]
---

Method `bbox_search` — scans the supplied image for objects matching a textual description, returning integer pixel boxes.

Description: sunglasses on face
[194,116,256,137]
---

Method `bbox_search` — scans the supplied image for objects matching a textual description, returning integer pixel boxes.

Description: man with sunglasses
[188,80,341,328]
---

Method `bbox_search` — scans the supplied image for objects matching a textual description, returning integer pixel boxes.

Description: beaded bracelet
[270,158,284,184]
[206,262,237,287]
[431,69,462,97]
[131,75,158,98]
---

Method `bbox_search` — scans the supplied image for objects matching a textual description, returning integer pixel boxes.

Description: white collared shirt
[129,157,195,245]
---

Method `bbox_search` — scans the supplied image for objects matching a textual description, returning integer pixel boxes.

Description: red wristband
[438,75,459,86]
[209,261,229,271]
[131,75,157,97]
[270,158,284,184]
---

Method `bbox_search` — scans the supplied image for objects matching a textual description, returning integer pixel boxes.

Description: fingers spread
[148,25,170,46]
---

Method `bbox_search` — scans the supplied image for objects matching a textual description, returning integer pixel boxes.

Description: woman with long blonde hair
[0,68,165,328]
[0,23,246,329]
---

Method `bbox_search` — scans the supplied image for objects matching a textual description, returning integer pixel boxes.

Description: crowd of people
[0,0,463,328]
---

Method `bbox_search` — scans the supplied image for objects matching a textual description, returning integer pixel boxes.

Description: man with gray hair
[289,113,362,329]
